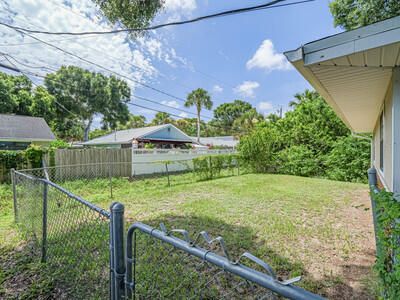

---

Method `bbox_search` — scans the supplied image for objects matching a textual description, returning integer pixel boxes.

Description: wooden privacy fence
[43,148,132,180]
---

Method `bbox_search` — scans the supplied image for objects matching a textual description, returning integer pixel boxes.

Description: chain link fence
[12,159,324,300]
[18,156,243,200]
[13,170,111,299]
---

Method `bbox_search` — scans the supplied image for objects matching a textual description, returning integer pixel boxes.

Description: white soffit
[285,16,400,133]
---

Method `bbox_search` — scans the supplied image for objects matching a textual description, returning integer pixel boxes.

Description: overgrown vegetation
[374,190,400,299]
[192,154,237,180]
[0,173,375,299]
[0,141,69,182]
[238,90,371,183]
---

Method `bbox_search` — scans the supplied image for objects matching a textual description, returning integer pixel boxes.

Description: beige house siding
[373,80,393,190]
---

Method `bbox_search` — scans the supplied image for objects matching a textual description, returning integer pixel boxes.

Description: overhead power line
[2,26,190,104]
[0,61,20,73]
[2,56,79,118]
[1,58,237,133]
[1,51,213,120]
[0,0,314,36]
[127,102,234,132]
[0,56,217,125]
[133,95,213,120]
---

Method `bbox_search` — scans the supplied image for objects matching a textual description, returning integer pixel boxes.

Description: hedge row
[374,190,400,299]
[193,154,238,181]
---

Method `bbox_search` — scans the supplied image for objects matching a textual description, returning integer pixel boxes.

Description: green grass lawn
[0,173,377,299]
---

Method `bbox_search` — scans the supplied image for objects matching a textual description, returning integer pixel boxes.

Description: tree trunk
[83,117,93,142]
[196,110,201,143]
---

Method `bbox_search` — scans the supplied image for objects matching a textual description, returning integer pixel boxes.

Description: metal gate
[110,204,325,300]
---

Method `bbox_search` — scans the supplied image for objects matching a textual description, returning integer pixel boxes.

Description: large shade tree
[330,0,400,30]
[93,0,165,33]
[0,72,33,115]
[45,66,130,141]
[212,100,253,135]
[185,88,213,142]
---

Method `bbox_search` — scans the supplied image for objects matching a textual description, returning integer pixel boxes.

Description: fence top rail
[132,149,236,154]
[16,161,134,172]
[16,154,239,173]
[13,169,111,219]
[126,222,325,300]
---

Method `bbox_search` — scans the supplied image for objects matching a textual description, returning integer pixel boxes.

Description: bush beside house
[238,91,371,183]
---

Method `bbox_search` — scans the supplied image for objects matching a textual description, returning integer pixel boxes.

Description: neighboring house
[0,114,56,150]
[191,136,239,149]
[81,124,193,149]
[285,16,400,193]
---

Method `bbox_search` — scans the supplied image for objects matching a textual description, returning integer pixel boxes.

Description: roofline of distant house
[82,124,193,145]
[0,137,55,142]
[82,137,193,145]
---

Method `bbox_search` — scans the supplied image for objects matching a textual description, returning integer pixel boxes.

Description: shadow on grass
[129,213,375,300]
[0,219,110,300]
[0,213,374,299]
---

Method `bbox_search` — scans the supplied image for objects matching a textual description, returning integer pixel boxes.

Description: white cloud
[246,39,291,72]
[179,112,188,118]
[258,101,273,112]
[233,81,260,98]
[0,0,185,93]
[164,0,197,22]
[213,85,223,93]
[162,100,180,108]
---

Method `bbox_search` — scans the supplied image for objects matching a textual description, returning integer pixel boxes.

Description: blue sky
[0,0,342,126]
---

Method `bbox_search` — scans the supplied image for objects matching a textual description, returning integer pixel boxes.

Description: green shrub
[49,140,69,149]
[374,190,400,299]
[25,144,46,168]
[277,145,321,177]
[325,136,370,183]
[193,154,237,181]
[237,126,281,173]
[0,151,27,170]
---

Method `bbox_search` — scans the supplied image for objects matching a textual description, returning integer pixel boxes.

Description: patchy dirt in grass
[306,189,376,299]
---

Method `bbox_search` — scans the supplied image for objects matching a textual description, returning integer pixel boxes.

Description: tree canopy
[93,0,165,34]
[212,100,253,135]
[150,112,173,126]
[330,0,400,30]
[45,66,130,141]
[238,90,370,183]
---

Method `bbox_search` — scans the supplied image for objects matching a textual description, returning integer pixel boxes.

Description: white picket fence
[131,149,233,175]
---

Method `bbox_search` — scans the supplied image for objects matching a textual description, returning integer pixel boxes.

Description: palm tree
[289,89,319,108]
[185,88,212,142]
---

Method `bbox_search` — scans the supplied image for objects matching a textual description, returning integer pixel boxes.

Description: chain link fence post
[41,180,48,263]
[165,162,170,187]
[110,202,126,300]
[11,168,18,223]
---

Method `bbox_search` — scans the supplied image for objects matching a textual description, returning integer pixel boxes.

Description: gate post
[11,169,18,223]
[110,202,126,300]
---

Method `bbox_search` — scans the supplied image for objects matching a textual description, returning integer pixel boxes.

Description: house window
[380,112,384,171]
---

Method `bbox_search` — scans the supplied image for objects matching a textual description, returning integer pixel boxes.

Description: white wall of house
[373,68,400,193]
[131,149,234,176]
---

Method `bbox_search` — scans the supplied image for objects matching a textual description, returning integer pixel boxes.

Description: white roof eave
[284,16,400,133]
